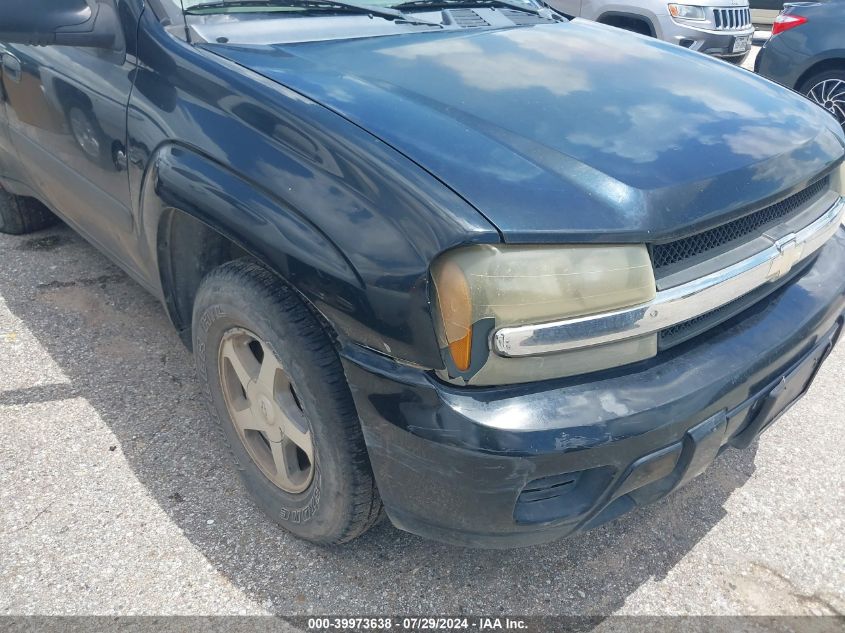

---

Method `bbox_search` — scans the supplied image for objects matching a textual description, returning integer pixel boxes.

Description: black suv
[1,0,844,547]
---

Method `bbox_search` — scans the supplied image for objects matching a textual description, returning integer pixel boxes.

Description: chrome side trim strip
[493,197,845,358]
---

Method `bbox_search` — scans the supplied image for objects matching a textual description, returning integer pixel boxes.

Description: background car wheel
[799,69,845,131]
[0,189,57,235]
[193,258,383,544]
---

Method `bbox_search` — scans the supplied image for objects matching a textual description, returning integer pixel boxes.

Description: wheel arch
[139,143,362,350]
[794,56,845,93]
[155,206,248,348]
[596,11,657,37]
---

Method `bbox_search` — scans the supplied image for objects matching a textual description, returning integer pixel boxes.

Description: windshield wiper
[185,0,442,26]
[393,0,562,20]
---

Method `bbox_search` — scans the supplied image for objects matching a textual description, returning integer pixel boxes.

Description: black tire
[193,258,383,544]
[798,69,845,131]
[723,51,750,66]
[0,189,57,235]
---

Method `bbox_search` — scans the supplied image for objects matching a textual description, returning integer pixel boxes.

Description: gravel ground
[2,41,843,623]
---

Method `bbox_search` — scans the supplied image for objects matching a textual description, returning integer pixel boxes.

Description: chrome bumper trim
[493,197,845,358]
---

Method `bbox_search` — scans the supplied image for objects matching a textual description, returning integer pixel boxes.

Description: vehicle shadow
[0,224,760,616]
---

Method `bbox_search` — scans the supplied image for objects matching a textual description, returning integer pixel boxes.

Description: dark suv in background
[755,0,845,131]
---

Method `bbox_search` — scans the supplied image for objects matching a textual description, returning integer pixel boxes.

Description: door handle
[2,54,21,83]
[113,145,128,172]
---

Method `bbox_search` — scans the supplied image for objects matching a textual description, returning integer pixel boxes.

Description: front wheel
[192,259,383,544]
[799,70,845,131]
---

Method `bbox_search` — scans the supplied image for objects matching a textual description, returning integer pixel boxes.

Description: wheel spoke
[229,402,266,433]
[820,80,834,102]
[218,327,314,494]
[279,409,314,461]
[270,440,298,490]
[220,337,259,390]
[257,347,284,393]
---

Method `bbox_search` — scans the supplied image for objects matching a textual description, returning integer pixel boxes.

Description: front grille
[652,176,830,273]
[713,7,751,30]
[658,255,815,349]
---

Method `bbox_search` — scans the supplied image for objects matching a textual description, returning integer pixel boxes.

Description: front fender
[135,139,489,368]
[138,143,428,364]
[128,12,500,368]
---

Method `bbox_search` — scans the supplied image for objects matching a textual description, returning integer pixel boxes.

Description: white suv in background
[548,0,754,63]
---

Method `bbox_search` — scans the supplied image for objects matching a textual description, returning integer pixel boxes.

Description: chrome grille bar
[713,7,751,30]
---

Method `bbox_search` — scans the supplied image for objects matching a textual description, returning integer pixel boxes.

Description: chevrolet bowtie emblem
[768,235,803,281]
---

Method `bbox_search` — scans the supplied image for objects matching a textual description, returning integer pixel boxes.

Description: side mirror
[0,0,118,49]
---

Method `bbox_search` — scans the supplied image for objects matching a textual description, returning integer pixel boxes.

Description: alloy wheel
[218,327,315,493]
[807,79,845,129]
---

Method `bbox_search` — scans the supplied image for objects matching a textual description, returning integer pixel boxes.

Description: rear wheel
[193,259,383,544]
[799,69,845,131]
[0,189,57,235]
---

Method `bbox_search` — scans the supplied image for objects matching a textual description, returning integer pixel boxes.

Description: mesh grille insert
[659,299,742,346]
[652,177,830,272]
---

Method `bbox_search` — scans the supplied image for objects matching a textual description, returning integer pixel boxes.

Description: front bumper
[341,230,845,548]
[657,15,754,58]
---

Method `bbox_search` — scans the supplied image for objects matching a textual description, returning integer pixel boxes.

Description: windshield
[172,0,541,10]
[168,0,558,44]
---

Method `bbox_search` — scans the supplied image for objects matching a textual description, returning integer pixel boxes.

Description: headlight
[668,4,706,20]
[430,244,657,386]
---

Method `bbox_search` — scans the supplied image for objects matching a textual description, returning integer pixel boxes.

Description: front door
[1,0,139,259]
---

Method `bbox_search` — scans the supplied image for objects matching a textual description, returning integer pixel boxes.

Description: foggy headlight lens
[668,4,706,20]
[431,244,657,385]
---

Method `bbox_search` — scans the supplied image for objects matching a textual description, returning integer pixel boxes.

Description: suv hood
[205,19,845,242]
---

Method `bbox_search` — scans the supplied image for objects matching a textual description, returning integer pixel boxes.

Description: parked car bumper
[657,15,754,59]
[341,229,845,548]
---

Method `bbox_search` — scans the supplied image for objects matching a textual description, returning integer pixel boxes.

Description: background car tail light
[772,14,807,35]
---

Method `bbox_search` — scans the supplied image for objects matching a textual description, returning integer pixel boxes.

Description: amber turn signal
[431,259,473,371]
